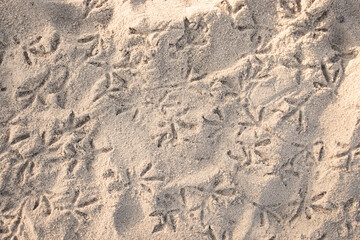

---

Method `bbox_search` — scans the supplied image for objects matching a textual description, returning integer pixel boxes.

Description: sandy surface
[1,0,360,239]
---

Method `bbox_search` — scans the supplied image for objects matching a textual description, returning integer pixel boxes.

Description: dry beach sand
[1,0,360,239]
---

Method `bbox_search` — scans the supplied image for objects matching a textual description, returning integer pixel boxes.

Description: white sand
[1,0,360,239]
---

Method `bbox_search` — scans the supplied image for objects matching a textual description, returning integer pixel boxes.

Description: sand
[1,0,360,239]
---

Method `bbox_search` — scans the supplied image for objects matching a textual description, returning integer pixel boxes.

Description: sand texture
[1,0,360,239]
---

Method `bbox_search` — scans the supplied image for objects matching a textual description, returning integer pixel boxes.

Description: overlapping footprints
[118,3,358,237]
[14,65,69,110]
[77,34,102,60]
[21,32,61,66]
[0,111,95,238]
[53,189,99,222]
[1,0,360,238]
